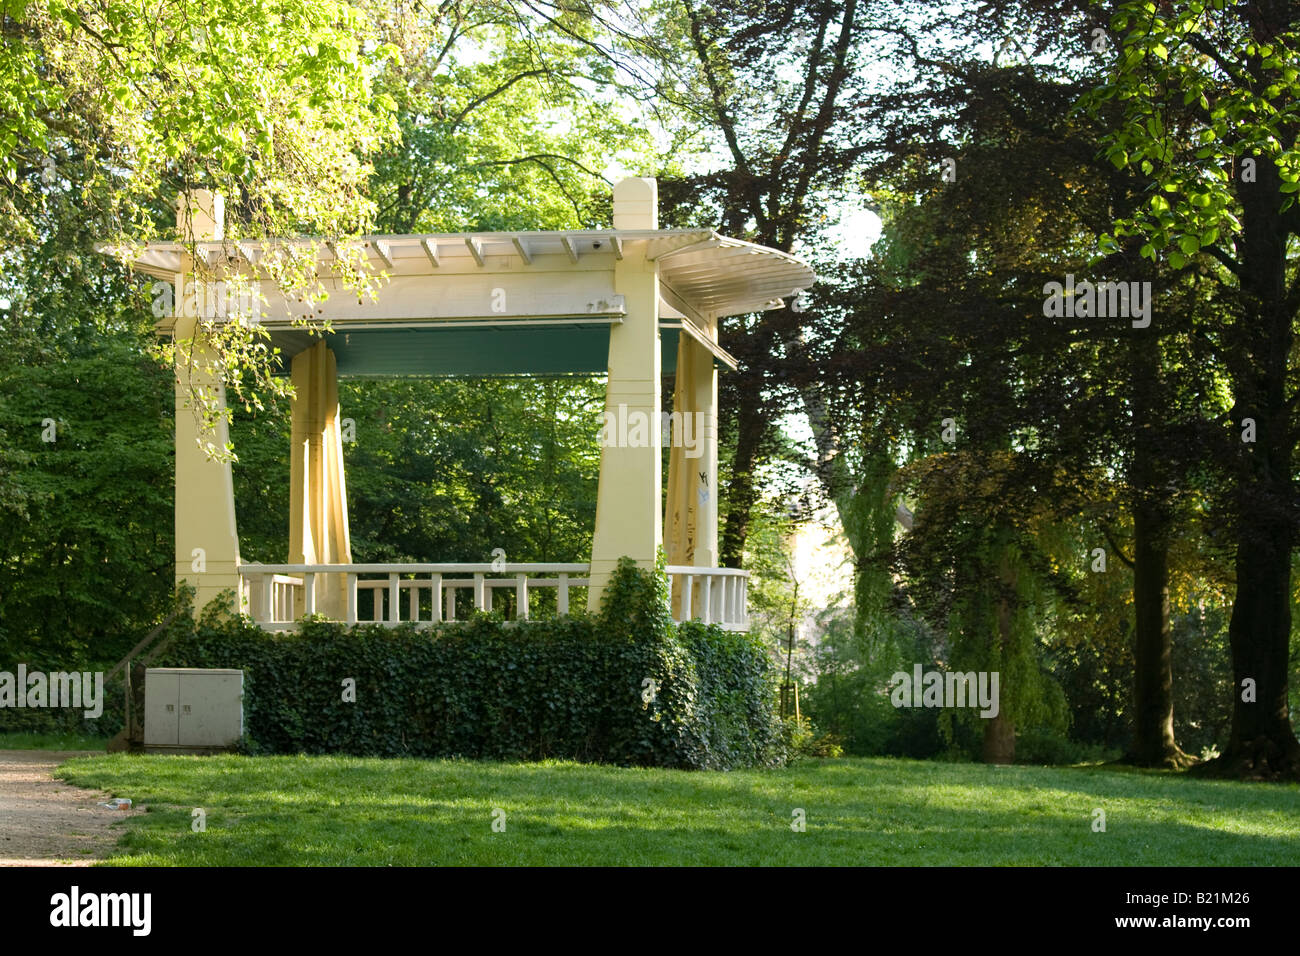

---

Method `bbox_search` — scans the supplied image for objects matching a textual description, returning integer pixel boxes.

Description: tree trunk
[719,392,766,566]
[1125,335,1194,768]
[1212,517,1300,779]
[982,711,1015,764]
[983,543,1017,764]
[1127,492,1194,767]
[1200,148,1300,780]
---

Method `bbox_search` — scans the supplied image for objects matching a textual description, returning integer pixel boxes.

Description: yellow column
[289,340,352,618]
[588,178,662,610]
[664,335,719,615]
[172,190,243,616]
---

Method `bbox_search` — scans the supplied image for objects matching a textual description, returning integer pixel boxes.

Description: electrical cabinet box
[143,668,244,753]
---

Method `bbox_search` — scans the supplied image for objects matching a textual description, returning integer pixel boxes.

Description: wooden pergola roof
[102,228,815,318]
[98,227,816,377]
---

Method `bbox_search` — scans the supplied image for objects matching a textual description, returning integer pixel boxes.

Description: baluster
[259,573,272,623]
[431,573,443,623]
[304,572,316,616]
[514,575,525,619]
[389,572,401,623]
[346,574,358,625]
[558,573,569,615]
[474,573,486,611]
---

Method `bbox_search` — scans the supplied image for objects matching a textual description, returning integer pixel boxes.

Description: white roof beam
[421,239,440,267]
[237,242,262,266]
[465,236,485,267]
[650,236,724,261]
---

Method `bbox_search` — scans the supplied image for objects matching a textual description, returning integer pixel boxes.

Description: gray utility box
[144,668,244,753]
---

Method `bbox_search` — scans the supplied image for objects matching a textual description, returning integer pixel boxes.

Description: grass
[0,731,107,750]
[50,753,1300,866]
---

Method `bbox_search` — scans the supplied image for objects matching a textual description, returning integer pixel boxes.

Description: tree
[805,3,1241,762]
[1,0,406,446]
[649,0,879,565]
[368,1,658,233]
[0,198,172,667]
[1087,0,1300,779]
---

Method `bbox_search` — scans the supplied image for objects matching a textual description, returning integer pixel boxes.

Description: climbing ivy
[154,558,786,769]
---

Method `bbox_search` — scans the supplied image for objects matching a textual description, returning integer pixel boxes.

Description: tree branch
[1101,524,1136,569]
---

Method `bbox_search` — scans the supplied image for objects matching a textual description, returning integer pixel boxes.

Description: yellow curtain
[289,341,351,618]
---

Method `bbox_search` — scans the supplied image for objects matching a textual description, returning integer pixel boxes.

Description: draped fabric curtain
[290,341,352,618]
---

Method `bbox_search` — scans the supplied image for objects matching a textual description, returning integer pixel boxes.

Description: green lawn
[49,753,1300,866]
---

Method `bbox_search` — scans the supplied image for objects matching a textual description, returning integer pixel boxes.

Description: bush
[1014,727,1120,766]
[781,714,845,760]
[678,621,787,768]
[153,557,786,769]
[0,670,125,739]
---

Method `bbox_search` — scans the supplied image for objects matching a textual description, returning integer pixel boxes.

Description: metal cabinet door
[143,671,181,746]
[178,672,243,747]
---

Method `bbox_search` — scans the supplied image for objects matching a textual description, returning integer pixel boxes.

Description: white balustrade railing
[241,563,588,627]
[665,565,749,631]
[239,562,749,631]
[265,573,302,623]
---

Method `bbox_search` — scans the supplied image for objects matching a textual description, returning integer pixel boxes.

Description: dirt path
[0,750,139,866]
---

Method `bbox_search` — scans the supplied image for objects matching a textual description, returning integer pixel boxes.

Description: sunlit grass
[54,754,1300,866]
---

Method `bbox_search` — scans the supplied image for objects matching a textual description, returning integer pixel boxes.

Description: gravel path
[0,750,138,866]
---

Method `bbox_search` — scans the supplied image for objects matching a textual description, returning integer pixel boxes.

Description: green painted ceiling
[274,324,686,378]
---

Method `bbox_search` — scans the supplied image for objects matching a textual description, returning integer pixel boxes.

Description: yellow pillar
[588,178,662,610]
[289,340,352,618]
[172,190,243,616]
[664,335,719,615]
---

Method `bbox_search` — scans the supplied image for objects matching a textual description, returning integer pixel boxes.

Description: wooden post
[588,178,663,610]
[172,190,242,617]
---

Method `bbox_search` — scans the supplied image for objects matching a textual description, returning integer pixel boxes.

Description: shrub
[1014,727,1120,766]
[781,714,845,760]
[678,621,787,768]
[153,557,786,769]
[0,668,125,739]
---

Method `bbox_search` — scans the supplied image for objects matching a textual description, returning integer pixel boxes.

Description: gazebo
[102,178,814,631]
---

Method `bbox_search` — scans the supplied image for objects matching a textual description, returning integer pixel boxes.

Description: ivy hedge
[152,558,786,769]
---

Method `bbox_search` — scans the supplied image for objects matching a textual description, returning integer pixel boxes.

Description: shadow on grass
[54,754,1300,867]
